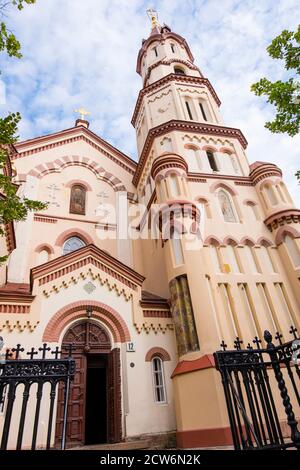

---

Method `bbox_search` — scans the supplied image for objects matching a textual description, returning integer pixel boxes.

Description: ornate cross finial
[146,8,159,29]
[12,344,24,360]
[220,340,227,351]
[51,347,62,360]
[289,325,298,340]
[39,343,51,359]
[234,337,243,350]
[27,347,38,360]
[74,107,91,121]
[253,336,262,349]
[275,331,283,345]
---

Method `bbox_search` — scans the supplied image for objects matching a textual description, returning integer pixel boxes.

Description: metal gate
[214,327,300,450]
[0,343,76,450]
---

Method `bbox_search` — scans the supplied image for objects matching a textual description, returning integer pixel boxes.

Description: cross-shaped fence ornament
[27,347,38,360]
[234,337,243,350]
[12,344,24,360]
[51,347,62,360]
[253,336,262,349]
[275,331,283,345]
[39,343,51,359]
[247,343,253,350]
[289,325,298,340]
[220,340,227,351]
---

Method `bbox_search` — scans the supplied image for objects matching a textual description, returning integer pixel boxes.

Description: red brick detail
[145,347,171,362]
[42,300,130,343]
[143,310,172,318]
[275,225,300,245]
[171,354,215,378]
[177,426,233,448]
[34,215,57,224]
[55,228,93,247]
[34,244,54,254]
[0,304,30,314]
[64,180,92,191]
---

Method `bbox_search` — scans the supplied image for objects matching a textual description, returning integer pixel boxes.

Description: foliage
[0,0,47,263]
[251,26,300,137]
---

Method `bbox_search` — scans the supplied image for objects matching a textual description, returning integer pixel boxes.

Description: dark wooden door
[107,348,122,443]
[55,320,112,448]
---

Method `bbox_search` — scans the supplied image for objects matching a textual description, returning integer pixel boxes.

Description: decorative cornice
[188,172,253,185]
[133,120,248,186]
[30,244,145,290]
[143,58,202,86]
[4,222,16,253]
[14,126,137,175]
[264,209,300,232]
[143,309,172,318]
[151,153,188,179]
[132,74,221,126]
[249,162,282,185]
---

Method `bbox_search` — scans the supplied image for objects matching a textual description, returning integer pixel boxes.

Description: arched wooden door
[55,320,122,448]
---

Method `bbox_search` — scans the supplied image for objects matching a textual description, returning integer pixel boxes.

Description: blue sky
[1,0,299,201]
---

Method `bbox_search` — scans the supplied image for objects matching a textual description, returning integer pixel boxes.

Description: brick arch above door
[43,300,131,343]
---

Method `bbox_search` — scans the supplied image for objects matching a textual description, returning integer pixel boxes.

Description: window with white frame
[218,190,238,223]
[151,357,167,403]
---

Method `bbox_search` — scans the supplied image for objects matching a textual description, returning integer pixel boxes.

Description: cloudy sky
[1,0,299,201]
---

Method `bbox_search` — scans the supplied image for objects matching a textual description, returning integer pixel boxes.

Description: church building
[0,12,299,449]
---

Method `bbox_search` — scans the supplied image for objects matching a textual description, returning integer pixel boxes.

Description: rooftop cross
[74,107,91,121]
[146,8,159,29]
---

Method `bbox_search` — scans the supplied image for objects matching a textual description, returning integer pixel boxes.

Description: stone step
[70,439,152,451]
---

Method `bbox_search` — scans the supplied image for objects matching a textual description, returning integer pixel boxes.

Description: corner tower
[132,12,300,448]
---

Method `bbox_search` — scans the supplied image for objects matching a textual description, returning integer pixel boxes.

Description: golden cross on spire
[74,107,91,120]
[146,8,159,29]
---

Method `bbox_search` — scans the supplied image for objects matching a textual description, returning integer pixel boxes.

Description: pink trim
[258,178,276,190]
[204,235,222,246]
[165,169,182,177]
[275,226,300,245]
[209,181,238,196]
[223,236,239,246]
[65,180,92,191]
[145,347,171,362]
[202,145,218,153]
[42,300,131,343]
[184,143,200,150]
[34,244,54,254]
[55,229,93,247]
[197,197,209,203]
[240,237,256,246]
[219,147,233,154]
[257,237,274,247]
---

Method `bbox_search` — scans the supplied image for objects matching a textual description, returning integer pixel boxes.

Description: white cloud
[0,0,299,202]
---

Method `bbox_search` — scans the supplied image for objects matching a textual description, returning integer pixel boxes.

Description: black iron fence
[0,344,76,450]
[214,326,300,450]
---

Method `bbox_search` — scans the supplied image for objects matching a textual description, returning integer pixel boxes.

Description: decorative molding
[132,74,221,126]
[14,126,136,175]
[143,310,172,318]
[25,155,127,192]
[274,225,300,245]
[143,58,201,86]
[34,215,57,224]
[264,209,300,232]
[249,162,282,185]
[55,228,93,247]
[133,120,248,186]
[145,347,171,362]
[0,304,30,314]
[151,153,188,179]
[134,321,174,334]
[0,319,39,333]
[31,244,145,290]
[42,300,130,343]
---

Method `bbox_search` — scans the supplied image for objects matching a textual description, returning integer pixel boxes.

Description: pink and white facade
[0,16,299,449]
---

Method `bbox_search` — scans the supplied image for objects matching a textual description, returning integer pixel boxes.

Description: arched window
[169,174,180,197]
[37,249,49,265]
[198,198,211,219]
[70,185,86,215]
[174,66,185,75]
[244,245,260,273]
[199,101,208,121]
[284,234,300,267]
[185,99,193,120]
[209,241,222,273]
[218,190,237,223]
[62,236,86,255]
[264,184,278,206]
[229,155,241,175]
[246,202,260,221]
[206,151,219,172]
[170,43,176,53]
[171,228,184,266]
[260,245,276,273]
[186,147,201,171]
[226,244,241,273]
[151,357,167,403]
